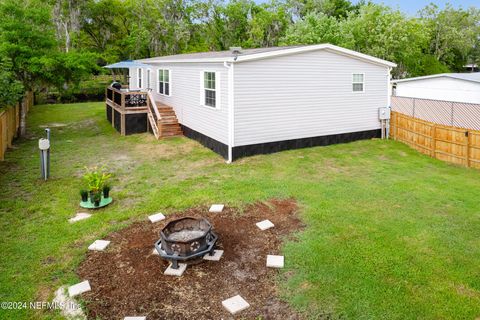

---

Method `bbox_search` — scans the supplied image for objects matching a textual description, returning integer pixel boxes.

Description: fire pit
[154,217,218,269]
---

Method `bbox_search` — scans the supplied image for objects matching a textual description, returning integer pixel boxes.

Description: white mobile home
[392,73,480,104]
[106,44,396,161]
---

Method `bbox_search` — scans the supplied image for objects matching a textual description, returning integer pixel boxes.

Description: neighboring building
[106,44,396,162]
[464,64,478,72]
[392,73,480,104]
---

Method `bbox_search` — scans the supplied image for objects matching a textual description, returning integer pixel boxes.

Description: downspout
[224,61,234,163]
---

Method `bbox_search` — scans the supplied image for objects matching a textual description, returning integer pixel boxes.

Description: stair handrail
[147,90,161,121]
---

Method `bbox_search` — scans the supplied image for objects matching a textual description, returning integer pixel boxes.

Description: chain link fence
[391,96,480,130]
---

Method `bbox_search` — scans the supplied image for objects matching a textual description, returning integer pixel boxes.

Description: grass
[1,101,480,319]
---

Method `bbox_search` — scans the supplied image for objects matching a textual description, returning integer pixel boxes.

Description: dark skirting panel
[113,109,121,132]
[125,113,148,135]
[231,129,381,161]
[180,124,228,159]
[106,104,112,123]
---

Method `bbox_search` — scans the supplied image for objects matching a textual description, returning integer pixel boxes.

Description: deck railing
[106,86,148,109]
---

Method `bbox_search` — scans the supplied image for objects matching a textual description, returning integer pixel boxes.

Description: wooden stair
[156,103,183,137]
[146,92,182,139]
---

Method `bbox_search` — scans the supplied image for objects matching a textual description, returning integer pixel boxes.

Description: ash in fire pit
[155,217,218,269]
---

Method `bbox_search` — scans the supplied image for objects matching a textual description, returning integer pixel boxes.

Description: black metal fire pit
[154,217,218,269]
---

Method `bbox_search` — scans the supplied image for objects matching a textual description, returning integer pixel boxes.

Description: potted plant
[102,185,111,198]
[93,192,102,207]
[83,166,112,207]
[80,189,88,202]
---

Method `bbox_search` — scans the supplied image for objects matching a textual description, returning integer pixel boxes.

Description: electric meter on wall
[378,107,391,120]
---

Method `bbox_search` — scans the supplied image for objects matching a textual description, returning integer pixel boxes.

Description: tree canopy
[0,0,479,104]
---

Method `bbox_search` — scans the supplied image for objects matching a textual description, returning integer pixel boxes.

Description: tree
[0,0,57,135]
[287,0,359,19]
[247,1,290,47]
[420,4,480,71]
[280,12,346,45]
[0,62,24,109]
[342,4,429,77]
[0,0,98,135]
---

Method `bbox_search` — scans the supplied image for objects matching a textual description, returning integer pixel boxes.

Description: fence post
[466,130,471,167]
[432,124,436,158]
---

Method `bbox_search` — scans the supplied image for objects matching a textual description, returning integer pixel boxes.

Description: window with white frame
[352,73,364,92]
[158,69,170,96]
[146,69,151,90]
[137,68,143,88]
[203,71,216,107]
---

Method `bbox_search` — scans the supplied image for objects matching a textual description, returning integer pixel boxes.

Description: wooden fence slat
[0,92,33,160]
[391,111,480,168]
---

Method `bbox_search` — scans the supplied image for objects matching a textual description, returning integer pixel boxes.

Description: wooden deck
[105,87,182,138]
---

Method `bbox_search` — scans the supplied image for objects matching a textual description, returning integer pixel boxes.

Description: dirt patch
[77,199,303,320]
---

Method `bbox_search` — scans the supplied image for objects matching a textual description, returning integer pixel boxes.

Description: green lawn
[1,102,480,320]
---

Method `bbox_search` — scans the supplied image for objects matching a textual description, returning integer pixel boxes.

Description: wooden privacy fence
[0,92,33,160]
[391,111,480,168]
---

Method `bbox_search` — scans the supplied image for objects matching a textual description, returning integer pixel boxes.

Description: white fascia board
[137,44,397,68]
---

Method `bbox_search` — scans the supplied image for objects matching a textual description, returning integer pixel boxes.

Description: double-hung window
[203,71,216,107]
[352,73,364,92]
[137,68,143,88]
[158,69,170,96]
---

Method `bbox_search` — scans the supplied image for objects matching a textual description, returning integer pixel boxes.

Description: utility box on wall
[378,107,391,120]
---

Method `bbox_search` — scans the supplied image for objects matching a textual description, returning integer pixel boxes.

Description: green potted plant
[93,192,101,207]
[80,189,88,202]
[102,185,111,198]
[83,166,112,206]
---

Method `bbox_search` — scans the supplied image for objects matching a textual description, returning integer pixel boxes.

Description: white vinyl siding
[233,49,388,146]
[394,77,480,104]
[158,69,171,96]
[143,63,228,144]
[353,73,365,92]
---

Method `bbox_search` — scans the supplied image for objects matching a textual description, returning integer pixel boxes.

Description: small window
[158,69,170,96]
[137,68,143,88]
[353,73,364,92]
[203,72,216,107]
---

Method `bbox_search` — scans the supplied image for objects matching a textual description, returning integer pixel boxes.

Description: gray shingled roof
[138,46,303,63]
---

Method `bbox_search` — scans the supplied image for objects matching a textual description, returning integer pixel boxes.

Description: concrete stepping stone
[53,286,86,319]
[152,247,160,255]
[256,219,274,231]
[203,249,224,261]
[69,212,91,223]
[88,240,110,251]
[209,204,224,213]
[68,280,91,297]
[164,263,187,276]
[266,255,284,268]
[148,212,165,223]
[222,295,250,315]
[124,317,146,320]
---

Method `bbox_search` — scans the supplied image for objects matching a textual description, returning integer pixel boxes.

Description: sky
[351,0,479,15]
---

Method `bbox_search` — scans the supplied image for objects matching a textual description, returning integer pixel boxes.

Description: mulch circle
[77,199,304,320]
